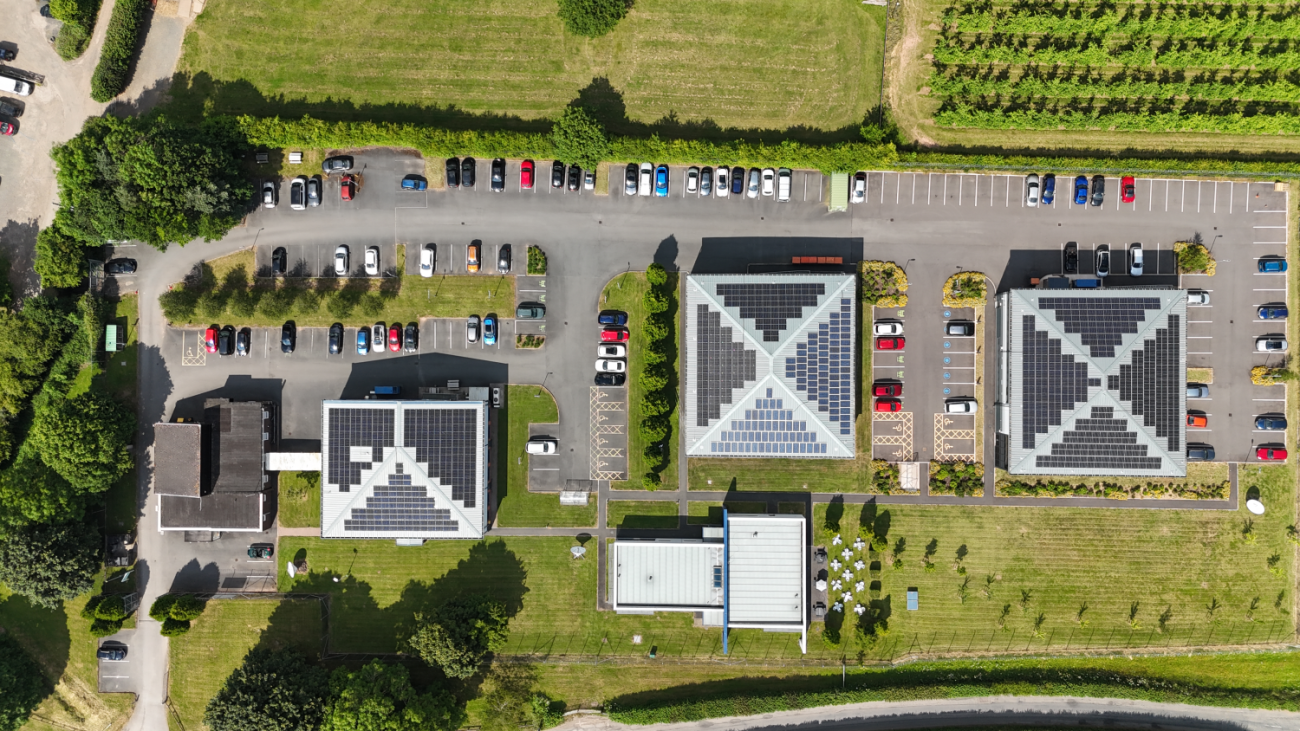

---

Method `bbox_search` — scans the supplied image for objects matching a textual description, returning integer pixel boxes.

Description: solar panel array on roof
[1035,406,1163,471]
[1020,316,1091,450]
[343,463,459,532]
[1038,296,1162,358]
[710,389,824,455]
[785,298,854,436]
[327,409,394,491]
[404,408,478,506]
[695,305,757,426]
[716,282,824,341]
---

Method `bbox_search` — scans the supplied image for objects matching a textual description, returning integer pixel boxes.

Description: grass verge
[495,385,596,528]
[278,471,321,528]
[606,500,678,530]
[686,501,767,526]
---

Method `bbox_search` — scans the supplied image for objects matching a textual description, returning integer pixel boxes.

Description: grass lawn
[495,385,596,528]
[278,471,321,528]
[173,0,884,137]
[686,501,768,526]
[168,599,322,731]
[103,295,138,406]
[606,500,678,530]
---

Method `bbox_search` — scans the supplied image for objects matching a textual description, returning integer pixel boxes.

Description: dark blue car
[357,328,369,355]
[655,165,669,197]
[1259,258,1288,273]
[1073,175,1088,205]
[1256,415,1287,430]
[598,310,628,326]
[1042,174,1055,205]
[401,176,428,191]
[1259,305,1289,319]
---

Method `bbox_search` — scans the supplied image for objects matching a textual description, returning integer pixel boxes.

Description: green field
[174,0,884,136]
[278,471,321,528]
[495,385,597,528]
[606,500,678,530]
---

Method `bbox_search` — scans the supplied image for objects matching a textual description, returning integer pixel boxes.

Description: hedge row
[49,0,103,60]
[997,477,1229,500]
[89,0,147,103]
[637,264,677,488]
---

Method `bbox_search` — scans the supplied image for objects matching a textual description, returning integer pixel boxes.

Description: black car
[322,156,353,174]
[96,646,127,661]
[625,163,638,195]
[1090,175,1105,206]
[104,258,137,275]
[551,161,565,188]
[271,247,287,275]
[490,158,505,192]
[218,325,234,356]
[595,373,626,386]
[498,244,511,273]
[248,544,273,559]
[0,48,15,62]
[281,322,296,354]
[732,166,745,195]
[236,328,250,356]
[1064,241,1078,273]
[1187,444,1215,461]
[306,177,321,207]
[567,165,581,191]
[445,157,460,188]
[461,157,476,188]
[328,323,343,354]
[404,323,418,352]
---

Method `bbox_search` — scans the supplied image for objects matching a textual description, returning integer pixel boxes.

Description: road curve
[554,696,1298,731]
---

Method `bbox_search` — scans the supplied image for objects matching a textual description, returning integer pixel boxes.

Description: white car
[1026,173,1040,207]
[525,438,557,455]
[420,244,435,278]
[1129,243,1143,276]
[852,173,866,203]
[761,168,775,196]
[945,399,979,414]
[289,176,306,210]
[333,245,349,276]
[598,344,626,358]
[262,180,277,209]
[1187,290,1210,305]
[467,315,480,343]
[716,167,729,198]
[686,166,699,194]
[364,246,379,276]
[1256,337,1288,352]
[595,359,626,373]
[639,163,653,196]
[873,321,903,336]
[583,170,594,190]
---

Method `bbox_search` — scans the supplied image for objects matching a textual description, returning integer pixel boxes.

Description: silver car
[1026,173,1040,207]
[686,167,699,194]
[467,315,480,343]
[747,168,760,198]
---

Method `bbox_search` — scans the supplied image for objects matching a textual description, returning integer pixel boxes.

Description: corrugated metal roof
[728,514,804,624]
[614,542,723,609]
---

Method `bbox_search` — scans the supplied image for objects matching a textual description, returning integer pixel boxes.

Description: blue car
[1259,258,1288,273]
[1042,174,1055,205]
[1073,175,1088,205]
[1259,305,1289,319]
[654,165,669,197]
[356,328,369,355]
[483,315,497,346]
[401,176,428,191]
[1256,415,1287,430]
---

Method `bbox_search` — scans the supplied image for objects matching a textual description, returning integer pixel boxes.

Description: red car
[873,382,902,397]
[1257,447,1287,461]
[340,174,356,201]
[1121,175,1135,203]
[600,328,630,343]
[1186,414,1207,428]
[521,160,534,189]
[0,121,14,136]
[874,398,902,413]
[876,336,905,351]
[204,326,218,353]
[388,324,402,352]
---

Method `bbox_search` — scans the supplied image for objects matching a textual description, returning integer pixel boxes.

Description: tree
[556,0,631,38]
[645,262,667,287]
[479,664,560,731]
[0,634,49,731]
[408,596,508,679]
[35,220,90,288]
[0,305,68,418]
[29,391,135,492]
[205,649,329,731]
[323,661,464,731]
[550,106,609,170]
[0,523,99,608]
[0,451,87,527]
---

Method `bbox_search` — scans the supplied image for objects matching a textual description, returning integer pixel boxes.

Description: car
[568,165,581,191]
[105,258,137,275]
[1064,242,1078,273]
[852,171,867,203]
[552,161,565,188]
[1257,446,1288,461]
[874,398,902,413]
[248,544,273,559]
[461,157,476,187]
[218,325,234,356]
[1026,173,1039,207]
[761,168,776,196]
[1255,415,1287,430]
[716,166,729,198]
[0,121,14,136]
[387,324,401,352]
[364,246,379,276]
[445,157,460,188]
[521,159,534,189]
[261,180,277,208]
[1259,305,1288,319]
[236,324,250,354]
[625,163,638,195]
[876,336,905,350]
[596,359,626,373]
[732,166,745,196]
[420,244,436,277]
[1186,414,1207,428]
[322,156,353,174]
[306,177,321,207]
[467,243,480,273]
[498,244,511,273]
[601,328,630,343]
[945,399,979,414]
[1129,243,1143,276]
[1095,244,1110,278]
[595,373,626,386]
[1042,173,1055,205]
[1090,175,1105,206]
[525,438,557,455]
[373,323,384,347]
[340,174,356,201]
[0,48,12,62]
[1187,384,1209,398]
[356,328,370,355]
[491,158,505,192]
[745,168,760,198]
[873,382,902,397]
[205,326,218,353]
[1187,444,1215,461]
[329,323,343,354]
[639,162,653,196]
[467,315,480,343]
[1259,258,1288,272]
[584,170,595,190]
[686,166,699,194]
[598,310,628,326]
[280,322,295,354]
[516,302,545,319]
[289,176,306,210]
[483,315,497,345]
[599,344,627,358]
[334,245,350,276]
[873,321,903,336]
[1073,175,1088,205]
[700,166,713,196]
[404,323,418,352]
[401,175,428,191]
[776,168,792,202]
[1121,175,1136,203]
[1187,290,1210,305]
[1256,336,1288,352]
[97,646,127,661]
[946,321,974,336]
[655,165,669,197]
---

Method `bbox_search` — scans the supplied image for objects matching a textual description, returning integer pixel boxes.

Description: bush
[551,106,609,170]
[1251,366,1291,386]
[640,392,671,417]
[641,473,661,489]
[643,288,669,314]
[642,319,668,342]
[638,370,669,392]
[94,595,128,621]
[35,223,89,289]
[169,594,205,621]
[645,263,668,287]
[942,272,987,307]
[527,246,547,275]
[861,261,909,307]
[89,0,147,102]
[1173,242,1215,275]
[638,417,669,444]
[90,618,123,637]
[408,596,508,679]
[160,618,192,636]
[49,0,102,60]
[149,594,178,622]
[642,445,666,471]
[556,0,631,38]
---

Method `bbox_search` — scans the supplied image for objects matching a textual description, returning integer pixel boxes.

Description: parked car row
[594,310,629,385]
[204,325,251,356]
[623,163,793,201]
[355,322,419,354]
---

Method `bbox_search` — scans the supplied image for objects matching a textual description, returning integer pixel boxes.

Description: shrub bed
[860,261,908,308]
[942,272,987,307]
[1251,366,1291,386]
[1174,242,1216,275]
[90,0,148,102]
[870,460,901,493]
[997,476,1228,500]
[516,334,545,349]
[928,461,984,497]
[527,246,548,275]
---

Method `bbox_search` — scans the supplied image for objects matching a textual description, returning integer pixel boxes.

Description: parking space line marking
[1245,182,1250,211]
[928,173,932,205]
[943,174,947,205]
[1006,175,1010,207]
[973,175,977,206]
[1213,181,1217,213]
[1197,180,1201,213]
[1255,225,1287,229]
[912,173,916,204]
[959,175,963,205]
[896,173,901,204]
[1229,181,1233,214]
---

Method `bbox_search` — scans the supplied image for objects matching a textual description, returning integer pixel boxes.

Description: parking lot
[96,631,137,694]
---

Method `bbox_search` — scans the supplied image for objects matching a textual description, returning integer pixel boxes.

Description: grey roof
[204,400,269,493]
[153,423,201,497]
[159,493,264,531]
[684,274,857,459]
[728,514,805,626]
[999,289,1187,476]
[612,542,723,610]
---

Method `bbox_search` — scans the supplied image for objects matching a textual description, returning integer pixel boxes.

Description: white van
[638,163,652,196]
[776,168,792,202]
[0,74,32,96]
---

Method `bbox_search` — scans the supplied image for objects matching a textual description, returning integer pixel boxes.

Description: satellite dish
[287,562,297,578]
[1246,499,1265,515]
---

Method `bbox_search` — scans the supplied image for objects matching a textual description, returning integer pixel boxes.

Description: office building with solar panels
[685,273,857,459]
[320,400,488,541]
[994,288,1187,477]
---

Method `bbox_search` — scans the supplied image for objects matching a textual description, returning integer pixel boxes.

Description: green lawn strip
[103,294,139,406]
[996,462,1231,499]
[496,385,596,528]
[168,599,322,731]
[606,500,678,530]
[686,501,767,526]
[277,471,321,528]
[105,468,139,534]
